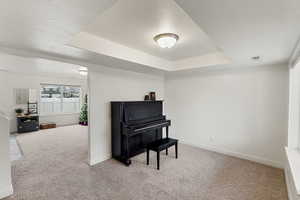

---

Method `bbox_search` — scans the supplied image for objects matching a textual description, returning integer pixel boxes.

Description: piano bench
[146,138,178,170]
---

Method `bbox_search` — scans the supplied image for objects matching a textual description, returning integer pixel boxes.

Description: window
[40,84,81,115]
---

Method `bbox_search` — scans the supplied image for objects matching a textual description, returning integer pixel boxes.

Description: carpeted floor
[5,125,287,200]
[9,135,23,161]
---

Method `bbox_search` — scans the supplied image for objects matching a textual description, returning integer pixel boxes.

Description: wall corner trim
[285,166,300,200]
[289,37,300,69]
[286,167,296,200]
[0,184,13,199]
[89,154,111,166]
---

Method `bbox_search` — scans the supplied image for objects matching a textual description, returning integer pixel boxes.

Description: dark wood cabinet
[17,115,39,133]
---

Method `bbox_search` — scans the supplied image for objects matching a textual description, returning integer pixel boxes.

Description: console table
[17,115,39,133]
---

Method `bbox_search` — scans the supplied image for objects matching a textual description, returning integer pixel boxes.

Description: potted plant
[79,94,88,126]
[15,108,24,117]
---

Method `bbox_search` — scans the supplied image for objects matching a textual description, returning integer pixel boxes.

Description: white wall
[285,60,300,200]
[88,66,164,165]
[288,61,300,149]
[165,64,289,168]
[0,71,87,133]
[0,114,13,199]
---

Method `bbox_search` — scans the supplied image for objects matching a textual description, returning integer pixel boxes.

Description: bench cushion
[147,138,178,151]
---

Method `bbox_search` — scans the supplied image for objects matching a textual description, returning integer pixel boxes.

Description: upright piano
[111,101,171,166]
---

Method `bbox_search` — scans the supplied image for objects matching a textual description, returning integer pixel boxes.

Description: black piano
[111,101,171,166]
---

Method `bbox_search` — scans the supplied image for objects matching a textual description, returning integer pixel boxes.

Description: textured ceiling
[85,0,218,61]
[175,0,300,67]
[0,52,86,79]
[0,0,299,72]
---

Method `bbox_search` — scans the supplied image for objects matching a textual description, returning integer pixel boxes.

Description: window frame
[40,84,82,116]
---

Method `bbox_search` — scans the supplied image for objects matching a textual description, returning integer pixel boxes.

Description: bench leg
[147,149,149,165]
[166,148,168,155]
[175,143,178,159]
[157,151,160,170]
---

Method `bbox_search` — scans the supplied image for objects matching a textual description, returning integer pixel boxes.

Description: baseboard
[0,184,13,199]
[89,141,283,169]
[285,167,294,200]
[285,166,300,200]
[56,123,80,128]
[180,140,283,169]
[89,154,111,166]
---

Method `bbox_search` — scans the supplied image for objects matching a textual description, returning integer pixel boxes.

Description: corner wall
[0,115,13,199]
[88,66,164,165]
[88,63,289,168]
[165,64,289,168]
[285,60,300,200]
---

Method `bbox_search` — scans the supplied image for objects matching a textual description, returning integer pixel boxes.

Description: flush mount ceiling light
[154,33,179,48]
[78,67,88,76]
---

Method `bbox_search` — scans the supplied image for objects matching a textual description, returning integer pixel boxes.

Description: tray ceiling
[69,0,230,71]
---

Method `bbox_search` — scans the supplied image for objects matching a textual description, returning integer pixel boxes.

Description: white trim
[180,140,283,169]
[87,74,92,166]
[287,66,300,149]
[286,167,293,200]
[285,167,299,200]
[289,37,300,68]
[89,154,111,166]
[89,140,283,168]
[0,184,13,199]
[285,147,300,196]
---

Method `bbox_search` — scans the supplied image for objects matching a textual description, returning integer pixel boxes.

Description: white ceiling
[175,0,300,67]
[69,0,230,71]
[0,0,119,68]
[85,0,218,61]
[0,0,299,72]
[0,52,86,79]
[0,0,116,52]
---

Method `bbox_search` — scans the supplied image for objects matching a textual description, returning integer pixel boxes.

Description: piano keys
[111,101,171,166]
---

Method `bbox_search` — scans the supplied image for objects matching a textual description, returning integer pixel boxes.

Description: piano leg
[147,149,149,165]
[166,126,169,155]
[124,135,131,166]
[115,156,131,166]
[166,126,169,138]
[157,151,160,170]
[175,143,178,159]
[125,159,131,166]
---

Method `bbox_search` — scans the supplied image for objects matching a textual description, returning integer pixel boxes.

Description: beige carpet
[5,125,287,200]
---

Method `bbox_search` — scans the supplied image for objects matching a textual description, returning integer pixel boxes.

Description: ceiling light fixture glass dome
[154,33,179,48]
